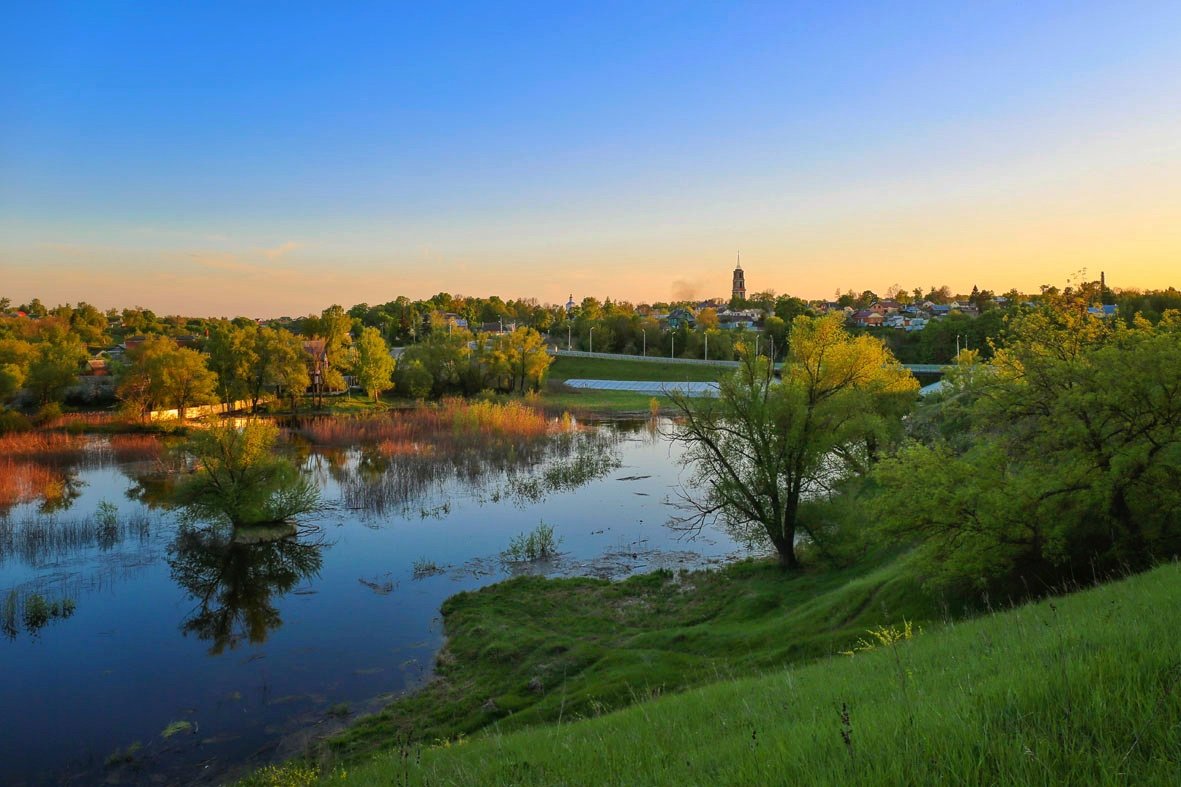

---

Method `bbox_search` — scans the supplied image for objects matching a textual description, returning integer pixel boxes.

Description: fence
[149,398,269,422]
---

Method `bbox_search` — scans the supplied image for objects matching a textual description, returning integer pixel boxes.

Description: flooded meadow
[0,409,748,785]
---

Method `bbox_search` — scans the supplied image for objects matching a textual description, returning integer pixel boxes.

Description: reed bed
[47,412,119,430]
[294,398,567,451]
[0,510,152,565]
[0,432,90,462]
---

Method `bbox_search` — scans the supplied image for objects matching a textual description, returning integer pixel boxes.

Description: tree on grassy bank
[875,291,1181,591]
[671,314,917,568]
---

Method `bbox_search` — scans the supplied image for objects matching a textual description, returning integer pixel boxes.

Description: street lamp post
[567,322,572,350]
[704,332,709,362]
[671,334,675,359]
[589,326,595,354]
[642,330,646,357]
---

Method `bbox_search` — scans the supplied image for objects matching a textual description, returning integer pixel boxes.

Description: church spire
[731,253,746,301]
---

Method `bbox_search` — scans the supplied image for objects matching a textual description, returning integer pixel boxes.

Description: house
[851,310,883,327]
[905,317,928,332]
[438,312,469,329]
[665,307,696,330]
[84,358,110,376]
[871,300,901,315]
[717,308,762,330]
[1087,304,1118,317]
[930,304,952,317]
[883,314,907,329]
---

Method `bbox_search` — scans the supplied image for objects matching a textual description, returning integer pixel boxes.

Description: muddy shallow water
[0,418,747,785]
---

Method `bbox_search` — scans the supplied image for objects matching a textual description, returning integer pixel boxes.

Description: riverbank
[277,560,1181,785]
[319,551,935,762]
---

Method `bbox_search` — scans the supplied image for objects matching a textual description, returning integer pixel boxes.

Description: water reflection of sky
[0,418,747,785]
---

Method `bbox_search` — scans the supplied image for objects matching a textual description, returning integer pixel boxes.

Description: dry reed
[109,434,164,462]
[0,432,90,462]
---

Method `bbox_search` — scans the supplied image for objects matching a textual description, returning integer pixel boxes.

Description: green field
[316,560,1181,785]
[539,356,732,414]
[547,355,733,383]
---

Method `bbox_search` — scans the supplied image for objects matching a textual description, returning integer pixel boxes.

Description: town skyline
[0,253,1158,320]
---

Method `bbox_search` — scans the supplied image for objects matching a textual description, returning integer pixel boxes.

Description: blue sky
[2,2,1180,315]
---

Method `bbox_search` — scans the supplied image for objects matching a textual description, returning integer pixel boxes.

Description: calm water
[0,419,745,785]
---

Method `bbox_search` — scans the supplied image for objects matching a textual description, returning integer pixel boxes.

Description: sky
[2,1,1180,317]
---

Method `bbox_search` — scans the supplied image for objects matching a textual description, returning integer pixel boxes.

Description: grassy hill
[324,560,1181,785]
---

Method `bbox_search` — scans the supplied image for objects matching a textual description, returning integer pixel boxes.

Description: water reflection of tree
[167,525,324,655]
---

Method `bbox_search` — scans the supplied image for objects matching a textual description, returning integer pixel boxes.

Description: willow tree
[352,326,396,402]
[174,420,322,528]
[671,314,917,568]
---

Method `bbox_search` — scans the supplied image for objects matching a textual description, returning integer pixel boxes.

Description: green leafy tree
[162,345,218,420]
[352,326,396,401]
[875,294,1181,591]
[205,321,257,408]
[26,335,86,404]
[0,363,25,403]
[173,420,322,528]
[116,335,217,420]
[397,358,434,399]
[671,315,918,568]
[265,329,312,411]
[490,327,552,393]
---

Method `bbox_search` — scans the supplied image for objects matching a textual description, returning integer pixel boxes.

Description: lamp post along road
[589,326,595,354]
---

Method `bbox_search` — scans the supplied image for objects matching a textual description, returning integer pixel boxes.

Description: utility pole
[671,334,675,359]
[642,330,646,357]
[704,332,709,362]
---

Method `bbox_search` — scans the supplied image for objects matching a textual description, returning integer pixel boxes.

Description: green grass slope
[341,561,1181,785]
[328,555,935,759]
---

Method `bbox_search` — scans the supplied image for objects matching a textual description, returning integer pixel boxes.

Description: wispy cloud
[262,241,302,261]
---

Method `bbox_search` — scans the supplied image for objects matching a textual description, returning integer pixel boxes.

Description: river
[0,417,747,785]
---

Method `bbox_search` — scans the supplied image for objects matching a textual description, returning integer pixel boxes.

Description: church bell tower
[731,253,746,301]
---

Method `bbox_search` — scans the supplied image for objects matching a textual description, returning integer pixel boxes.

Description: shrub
[0,409,32,435]
[503,522,561,562]
[33,402,63,427]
